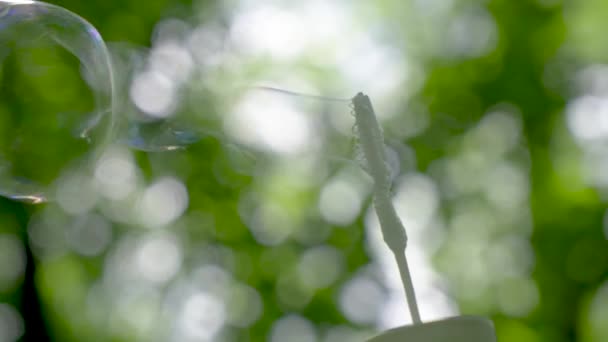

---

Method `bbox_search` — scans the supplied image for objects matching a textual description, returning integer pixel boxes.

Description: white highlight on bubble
[270,314,317,342]
[138,177,188,228]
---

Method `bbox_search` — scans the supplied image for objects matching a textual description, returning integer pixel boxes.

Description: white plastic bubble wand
[249,88,423,323]
[350,93,496,342]
[351,92,422,324]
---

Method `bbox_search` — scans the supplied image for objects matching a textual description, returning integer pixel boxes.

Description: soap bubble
[0,0,115,203]
[99,29,408,188]
[121,75,409,186]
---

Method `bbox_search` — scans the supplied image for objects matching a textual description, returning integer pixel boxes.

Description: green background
[1,0,608,341]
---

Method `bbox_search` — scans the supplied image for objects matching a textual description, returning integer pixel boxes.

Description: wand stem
[395,250,422,324]
[352,92,422,325]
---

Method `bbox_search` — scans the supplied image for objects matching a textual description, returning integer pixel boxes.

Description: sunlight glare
[231,5,308,60]
[225,92,312,155]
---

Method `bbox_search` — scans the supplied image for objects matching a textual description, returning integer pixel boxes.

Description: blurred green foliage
[0,0,608,341]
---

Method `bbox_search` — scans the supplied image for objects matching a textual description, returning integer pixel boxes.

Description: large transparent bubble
[0,0,115,203]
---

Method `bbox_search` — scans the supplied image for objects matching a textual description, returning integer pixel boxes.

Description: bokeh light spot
[323,325,372,342]
[66,214,112,257]
[56,172,99,215]
[270,314,317,342]
[339,274,384,325]
[135,233,182,284]
[94,147,138,200]
[496,276,539,317]
[276,271,313,310]
[318,178,362,226]
[0,304,24,342]
[567,95,608,142]
[297,245,345,290]
[585,281,608,341]
[444,6,497,59]
[249,203,294,246]
[177,292,226,340]
[149,40,193,83]
[0,235,25,292]
[138,177,188,228]
[484,162,529,211]
[225,283,263,328]
[130,70,178,118]
[393,173,439,237]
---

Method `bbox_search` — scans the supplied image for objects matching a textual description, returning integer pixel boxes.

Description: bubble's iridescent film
[0,0,607,341]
